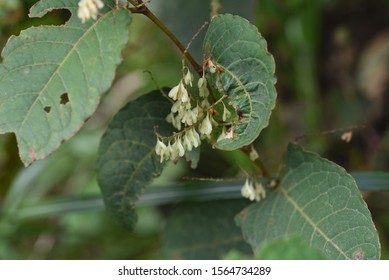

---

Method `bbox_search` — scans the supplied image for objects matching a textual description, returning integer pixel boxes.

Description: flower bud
[222,103,231,122]
[207,60,217,74]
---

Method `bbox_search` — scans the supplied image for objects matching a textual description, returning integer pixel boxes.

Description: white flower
[173,137,185,157]
[166,112,181,130]
[200,99,210,109]
[241,178,256,201]
[155,138,170,162]
[198,77,210,98]
[181,107,199,126]
[77,0,104,23]
[168,81,189,103]
[184,68,194,87]
[168,84,180,101]
[241,178,267,202]
[166,142,174,160]
[171,100,181,113]
[155,138,166,156]
[254,182,266,201]
[198,112,213,137]
[186,128,201,148]
[182,133,193,152]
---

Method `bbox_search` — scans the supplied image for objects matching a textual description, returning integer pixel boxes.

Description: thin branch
[130,4,202,75]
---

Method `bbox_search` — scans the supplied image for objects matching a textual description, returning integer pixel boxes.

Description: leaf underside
[0,0,131,166]
[96,90,174,229]
[203,14,277,150]
[236,144,380,260]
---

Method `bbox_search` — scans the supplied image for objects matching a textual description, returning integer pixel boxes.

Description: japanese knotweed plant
[0,0,380,259]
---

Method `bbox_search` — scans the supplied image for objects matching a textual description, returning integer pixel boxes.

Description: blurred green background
[0,0,388,259]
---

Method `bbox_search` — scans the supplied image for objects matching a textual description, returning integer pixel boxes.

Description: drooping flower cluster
[155,68,217,162]
[241,178,266,201]
[77,0,104,23]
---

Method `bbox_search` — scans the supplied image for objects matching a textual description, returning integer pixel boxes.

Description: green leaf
[161,200,252,260]
[223,235,326,260]
[236,144,380,260]
[255,235,327,260]
[203,14,276,150]
[0,0,131,166]
[96,90,174,229]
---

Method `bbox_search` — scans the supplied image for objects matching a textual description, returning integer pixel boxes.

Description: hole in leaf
[60,93,69,105]
[31,9,71,27]
[44,106,51,113]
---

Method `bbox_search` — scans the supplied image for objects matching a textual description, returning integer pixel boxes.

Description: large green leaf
[96,90,174,229]
[161,200,252,259]
[224,235,326,260]
[203,14,276,150]
[0,0,131,166]
[236,144,380,260]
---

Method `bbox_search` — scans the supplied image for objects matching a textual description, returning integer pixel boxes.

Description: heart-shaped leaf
[96,90,174,229]
[236,144,380,260]
[0,0,131,166]
[203,14,276,150]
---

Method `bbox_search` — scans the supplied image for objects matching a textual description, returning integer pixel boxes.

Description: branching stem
[129,3,202,75]
[128,1,272,181]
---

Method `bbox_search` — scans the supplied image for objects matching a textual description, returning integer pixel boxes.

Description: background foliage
[0,0,388,259]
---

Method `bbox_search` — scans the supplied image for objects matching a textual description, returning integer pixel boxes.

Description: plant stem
[241,146,270,179]
[129,4,202,75]
[129,2,272,181]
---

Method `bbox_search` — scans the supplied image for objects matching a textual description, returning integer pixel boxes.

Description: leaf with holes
[161,200,252,259]
[203,14,276,150]
[96,90,174,229]
[0,0,131,166]
[236,144,380,260]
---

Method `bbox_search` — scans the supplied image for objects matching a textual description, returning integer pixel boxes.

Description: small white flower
[198,112,213,137]
[77,0,104,23]
[198,77,210,98]
[171,100,181,113]
[155,138,171,163]
[254,182,266,201]
[181,107,199,126]
[168,81,189,103]
[198,77,207,89]
[187,127,201,148]
[166,112,181,130]
[241,178,256,201]
[184,68,194,87]
[182,133,193,151]
[173,137,185,157]
[166,142,174,160]
[241,178,267,202]
[155,138,166,156]
[168,84,180,101]
[200,99,211,110]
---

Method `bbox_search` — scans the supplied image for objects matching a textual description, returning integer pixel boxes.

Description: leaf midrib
[278,185,349,259]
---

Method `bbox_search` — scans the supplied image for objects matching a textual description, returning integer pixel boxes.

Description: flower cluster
[241,178,266,201]
[155,68,217,162]
[77,0,104,23]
